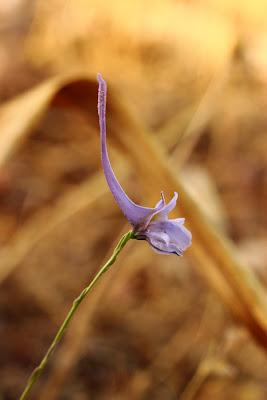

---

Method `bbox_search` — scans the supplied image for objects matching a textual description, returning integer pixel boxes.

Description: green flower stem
[19,230,135,400]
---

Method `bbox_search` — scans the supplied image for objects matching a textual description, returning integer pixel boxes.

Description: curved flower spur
[97,73,192,256]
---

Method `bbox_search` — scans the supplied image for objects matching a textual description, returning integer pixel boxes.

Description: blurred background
[1,0,267,399]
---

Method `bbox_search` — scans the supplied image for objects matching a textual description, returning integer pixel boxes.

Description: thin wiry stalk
[19,230,135,400]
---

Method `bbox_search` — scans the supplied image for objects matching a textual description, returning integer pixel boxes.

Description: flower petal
[145,218,192,256]
[97,73,164,227]
[157,192,178,221]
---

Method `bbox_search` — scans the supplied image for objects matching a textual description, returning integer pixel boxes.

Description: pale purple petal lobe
[157,192,178,221]
[145,219,192,256]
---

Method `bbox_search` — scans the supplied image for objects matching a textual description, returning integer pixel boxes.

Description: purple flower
[97,73,192,256]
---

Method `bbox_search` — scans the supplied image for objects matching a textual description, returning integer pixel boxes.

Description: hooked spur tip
[97,72,103,83]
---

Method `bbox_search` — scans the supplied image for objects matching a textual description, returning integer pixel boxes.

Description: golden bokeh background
[1,1,267,399]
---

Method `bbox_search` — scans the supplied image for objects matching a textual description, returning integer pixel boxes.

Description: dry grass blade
[0,77,61,166]
[109,92,267,348]
[158,67,229,163]
[178,344,217,400]
[0,171,108,283]
[0,71,95,167]
[171,70,229,165]
[125,299,213,399]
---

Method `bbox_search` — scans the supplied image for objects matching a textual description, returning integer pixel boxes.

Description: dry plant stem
[19,230,135,400]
